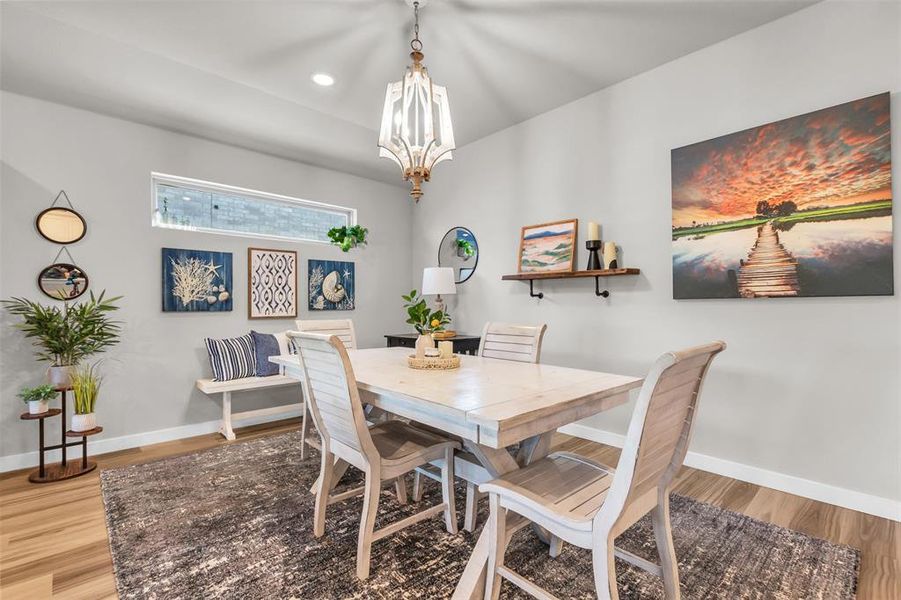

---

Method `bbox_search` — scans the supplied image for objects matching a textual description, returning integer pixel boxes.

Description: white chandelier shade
[377,3,455,201]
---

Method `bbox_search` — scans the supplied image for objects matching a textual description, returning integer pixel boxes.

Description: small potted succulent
[327,225,369,252]
[18,384,59,415]
[2,291,122,388]
[70,362,102,432]
[402,289,451,357]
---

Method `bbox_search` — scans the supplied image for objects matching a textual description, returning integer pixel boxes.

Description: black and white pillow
[205,334,258,381]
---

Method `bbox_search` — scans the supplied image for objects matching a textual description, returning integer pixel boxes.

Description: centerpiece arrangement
[401,289,458,369]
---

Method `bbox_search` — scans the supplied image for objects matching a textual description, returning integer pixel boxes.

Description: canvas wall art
[518,219,578,273]
[308,259,355,311]
[162,248,233,312]
[248,248,297,319]
[672,93,893,299]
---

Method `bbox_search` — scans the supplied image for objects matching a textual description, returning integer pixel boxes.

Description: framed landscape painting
[162,248,233,312]
[248,248,297,319]
[672,93,893,299]
[308,259,355,311]
[518,219,578,273]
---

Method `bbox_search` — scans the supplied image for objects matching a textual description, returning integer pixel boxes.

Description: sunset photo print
[671,93,892,299]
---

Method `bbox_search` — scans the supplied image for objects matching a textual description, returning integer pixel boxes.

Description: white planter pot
[48,365,73,389]
[71,412,96,432]
[27,400,49,415]
[414,333,434,359]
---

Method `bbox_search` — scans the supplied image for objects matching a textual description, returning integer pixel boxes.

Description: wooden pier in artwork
[737,221,800,297]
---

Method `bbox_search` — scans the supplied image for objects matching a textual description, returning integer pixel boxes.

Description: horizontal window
[151,173,355,243]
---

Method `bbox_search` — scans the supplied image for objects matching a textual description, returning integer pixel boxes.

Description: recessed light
[311,72,335,87]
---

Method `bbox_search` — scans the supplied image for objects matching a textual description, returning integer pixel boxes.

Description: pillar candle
[438,341,453,359]
[603,241,618,269]
[587,221,600,241]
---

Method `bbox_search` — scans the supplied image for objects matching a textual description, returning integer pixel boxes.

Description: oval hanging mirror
[36,207,87,244]
[37,263,89,301]
[438,226,478,284]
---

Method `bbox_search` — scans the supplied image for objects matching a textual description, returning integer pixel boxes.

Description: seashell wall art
[308,259,355,311]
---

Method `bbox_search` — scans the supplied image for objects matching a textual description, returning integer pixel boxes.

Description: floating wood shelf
[502,268,641,299]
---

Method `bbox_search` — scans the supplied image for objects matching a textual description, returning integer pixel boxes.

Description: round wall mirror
[36,207,87,244]
[37,263,89,300]
[438,227,479,284]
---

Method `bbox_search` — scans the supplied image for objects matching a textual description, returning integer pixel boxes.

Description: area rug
[100,432,859,599]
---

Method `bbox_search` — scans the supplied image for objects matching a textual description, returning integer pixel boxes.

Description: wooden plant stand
[19,387,102,483]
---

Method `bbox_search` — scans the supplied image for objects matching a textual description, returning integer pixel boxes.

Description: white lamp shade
[421,267,456,296]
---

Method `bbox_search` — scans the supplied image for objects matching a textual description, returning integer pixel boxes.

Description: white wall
[412,1,900,511]
[0,92,411,462]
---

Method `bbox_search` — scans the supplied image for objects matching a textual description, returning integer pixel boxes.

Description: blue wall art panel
[308,259,355,311]
[162,248,233,312]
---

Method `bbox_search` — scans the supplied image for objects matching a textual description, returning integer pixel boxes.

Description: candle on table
[438,341,453,359]
[587,221,600,241]
[603,241,618,269]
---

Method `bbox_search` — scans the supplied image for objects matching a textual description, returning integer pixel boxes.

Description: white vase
[71,412,96,432]
[415,332,434,359]
[48,365,73,389]
[27,400,49,415]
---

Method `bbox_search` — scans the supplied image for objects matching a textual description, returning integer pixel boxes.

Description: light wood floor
[1,419,898,599]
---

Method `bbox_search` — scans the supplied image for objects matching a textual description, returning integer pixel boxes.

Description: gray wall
[412,1,900,501]
[0,91,411,460]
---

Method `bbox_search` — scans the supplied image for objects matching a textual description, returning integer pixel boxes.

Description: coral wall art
[162,248,233,312]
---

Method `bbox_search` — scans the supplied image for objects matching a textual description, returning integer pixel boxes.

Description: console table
[385,333,481,355]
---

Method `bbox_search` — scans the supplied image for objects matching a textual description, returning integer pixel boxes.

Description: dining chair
[412,322,548,532]
[294,319,357,459]
[293,332,460,580]
[480,341,726,600]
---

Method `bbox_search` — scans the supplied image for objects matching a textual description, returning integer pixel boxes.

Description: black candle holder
[586,240,602,270]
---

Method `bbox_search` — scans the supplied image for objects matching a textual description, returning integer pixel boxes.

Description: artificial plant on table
[402,289,451,356]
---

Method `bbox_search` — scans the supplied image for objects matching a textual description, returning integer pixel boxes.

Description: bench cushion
[205,334,257,381]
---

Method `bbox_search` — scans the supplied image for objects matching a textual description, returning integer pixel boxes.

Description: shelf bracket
[594,277,610,298]
[529,280,544,300]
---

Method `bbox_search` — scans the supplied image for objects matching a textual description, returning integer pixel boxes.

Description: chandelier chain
[411,1,422,52]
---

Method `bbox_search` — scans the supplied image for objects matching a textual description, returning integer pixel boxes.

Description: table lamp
[422,267,456,315]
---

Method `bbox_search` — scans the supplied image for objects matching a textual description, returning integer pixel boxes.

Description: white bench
[196,375,302,440]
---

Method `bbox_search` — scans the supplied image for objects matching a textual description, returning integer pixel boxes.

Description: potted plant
[456,238,476,260]
[2,291,122,388]
[18,384,59,415]
[327,225,369,252]
[70,362,101,432]
[402,289,451,357]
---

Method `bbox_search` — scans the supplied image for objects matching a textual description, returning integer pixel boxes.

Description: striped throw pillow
[205,334,258,381]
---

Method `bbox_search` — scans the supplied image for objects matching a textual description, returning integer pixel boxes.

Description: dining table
[271,347,642,599]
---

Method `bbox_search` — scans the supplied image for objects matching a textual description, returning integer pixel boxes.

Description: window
[151,173,355,243]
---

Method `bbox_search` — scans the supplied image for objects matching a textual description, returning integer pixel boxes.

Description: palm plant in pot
[71,362,102,432]
[18,384,59,415]
[2,291,122,388]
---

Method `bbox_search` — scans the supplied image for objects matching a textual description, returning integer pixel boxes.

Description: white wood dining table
[271,347,642,599]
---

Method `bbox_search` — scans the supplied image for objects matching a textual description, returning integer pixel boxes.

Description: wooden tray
[432,330,457,340]
[407,354,461,370]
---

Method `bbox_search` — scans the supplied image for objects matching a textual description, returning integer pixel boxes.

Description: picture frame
[308,259,355,311]
[247,247,298,319]
[161,248,233,312]
[517,218,578,273]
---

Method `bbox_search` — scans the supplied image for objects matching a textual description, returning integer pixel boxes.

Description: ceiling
[1,0,814,186]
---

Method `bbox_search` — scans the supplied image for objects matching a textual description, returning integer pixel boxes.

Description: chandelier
[378,1,455,202]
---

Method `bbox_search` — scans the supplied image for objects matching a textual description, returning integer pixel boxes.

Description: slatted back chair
[294,319,357,457]
[481,342,726,600]
[479,322,547,363]
[295,318,357,349]
[292,332,460,580]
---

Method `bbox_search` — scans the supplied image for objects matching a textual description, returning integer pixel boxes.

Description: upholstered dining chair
[293,332,460,580]
[412,322,548,532]
[294,319,357,459]
[480,341,726,600]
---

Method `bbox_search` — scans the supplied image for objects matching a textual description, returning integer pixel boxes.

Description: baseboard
[0,407,303,474]
[558,422,901,523]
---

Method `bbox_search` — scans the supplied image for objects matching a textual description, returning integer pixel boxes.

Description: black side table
[385,333,481,355]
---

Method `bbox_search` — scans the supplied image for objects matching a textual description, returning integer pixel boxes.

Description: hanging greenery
[327,225,369,252]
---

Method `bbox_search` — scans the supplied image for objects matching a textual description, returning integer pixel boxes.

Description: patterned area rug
[101,432,859,599]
